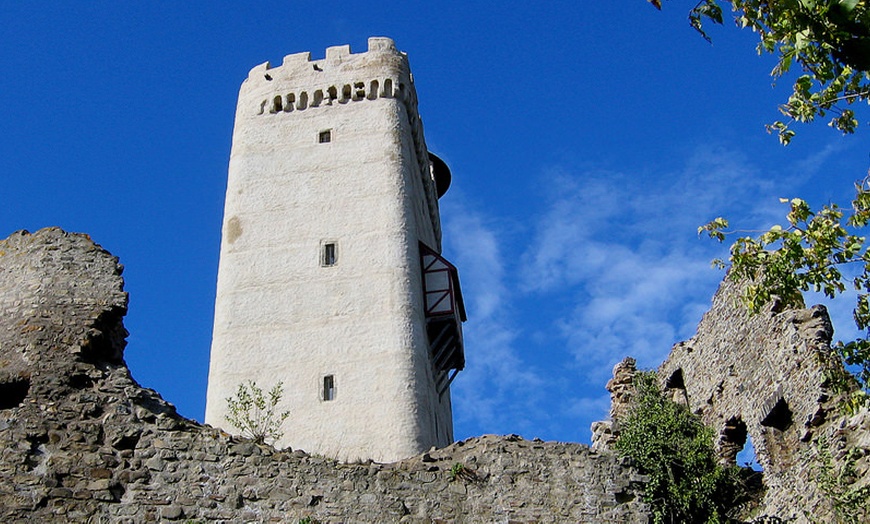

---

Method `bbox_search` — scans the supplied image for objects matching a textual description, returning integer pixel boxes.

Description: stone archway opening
[737,433,763,472]
[720,416,763,471]
[719,417,748,463]
[0,377,30,410]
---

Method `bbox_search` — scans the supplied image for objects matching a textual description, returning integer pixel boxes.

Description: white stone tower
[205,37,466,463]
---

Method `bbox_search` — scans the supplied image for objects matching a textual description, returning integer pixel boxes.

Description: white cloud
[565,393,612,420]
[440,197,548,438]
[793,141,849,180]
[438,143,847,444]
[517,146,777,402]
[442,209,507,320]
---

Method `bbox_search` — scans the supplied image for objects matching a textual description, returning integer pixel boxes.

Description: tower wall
[205,38,455,462]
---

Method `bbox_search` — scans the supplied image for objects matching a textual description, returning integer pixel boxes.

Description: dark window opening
[666,368,685,390]
[322,242,337,266]
[112,432,141,451]
[319,130,332,144]
[68,374,94,389]
[718,416,748,465]
[323,375,335,401]
[353,82,365,100]
[0,378,30,410]
[760,397,793,431]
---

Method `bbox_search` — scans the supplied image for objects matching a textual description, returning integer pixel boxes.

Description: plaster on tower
[205,37,466,463]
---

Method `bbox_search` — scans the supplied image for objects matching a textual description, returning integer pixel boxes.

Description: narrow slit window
[296,91,308,110]
[323,375,335,401]
[318,130,332,143]
[353,82,365,100]
[322,242,337,266]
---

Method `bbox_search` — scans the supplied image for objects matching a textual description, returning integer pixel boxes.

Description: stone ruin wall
[4,227,869,522]
[593,279,870,522]
[0,228,647,523]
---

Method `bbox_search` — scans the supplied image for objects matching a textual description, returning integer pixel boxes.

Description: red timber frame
[420,242,467,397]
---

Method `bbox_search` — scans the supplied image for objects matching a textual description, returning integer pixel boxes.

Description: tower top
[235,37,451,204]
[207,37,466,461]
[245,37,406,87]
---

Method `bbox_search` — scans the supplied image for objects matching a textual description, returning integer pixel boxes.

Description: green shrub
[614,371,747,523]
[811,437,870,524]
[225,380,290,445]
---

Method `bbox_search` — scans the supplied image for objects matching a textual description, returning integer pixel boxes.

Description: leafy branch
[648,0,870,143]
[225,380,291,445]
[700,184,870,406]
[614,371,757,523]
[810,436,870,523]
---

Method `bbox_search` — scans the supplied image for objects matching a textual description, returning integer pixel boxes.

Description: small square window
[323,375,335,401]
[321,242,337,266]
[318,130,332,143]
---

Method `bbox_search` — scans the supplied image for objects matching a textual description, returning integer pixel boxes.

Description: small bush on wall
[614,371,754,523]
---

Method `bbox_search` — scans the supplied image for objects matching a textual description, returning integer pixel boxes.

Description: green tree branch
[646,0,870,406]
[225,380,291,445]
[649,0,870,143]
[700,187,870,406]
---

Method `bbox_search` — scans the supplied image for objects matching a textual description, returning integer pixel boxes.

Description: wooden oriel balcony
[420,242,467,396]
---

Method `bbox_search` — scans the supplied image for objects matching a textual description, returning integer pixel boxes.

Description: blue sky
[2,1,867,445]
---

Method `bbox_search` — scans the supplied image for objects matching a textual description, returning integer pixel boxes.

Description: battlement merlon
[243,37,410,90]
[234,37,445,242]
[234,37,444,225]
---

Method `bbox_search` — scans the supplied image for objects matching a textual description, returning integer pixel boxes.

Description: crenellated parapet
[240,38,417,121]
[235,37,444,240]
[256,77,407,115]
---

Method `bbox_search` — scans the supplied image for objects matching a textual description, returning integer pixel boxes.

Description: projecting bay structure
[205,38,466,462]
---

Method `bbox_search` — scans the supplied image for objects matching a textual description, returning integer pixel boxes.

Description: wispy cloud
[517,147,774,379]
[442,143,839,443]
[793,141,850,181]
[441,198,547,438]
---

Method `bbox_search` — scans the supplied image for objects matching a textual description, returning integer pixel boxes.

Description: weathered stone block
[0,229,649,522]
